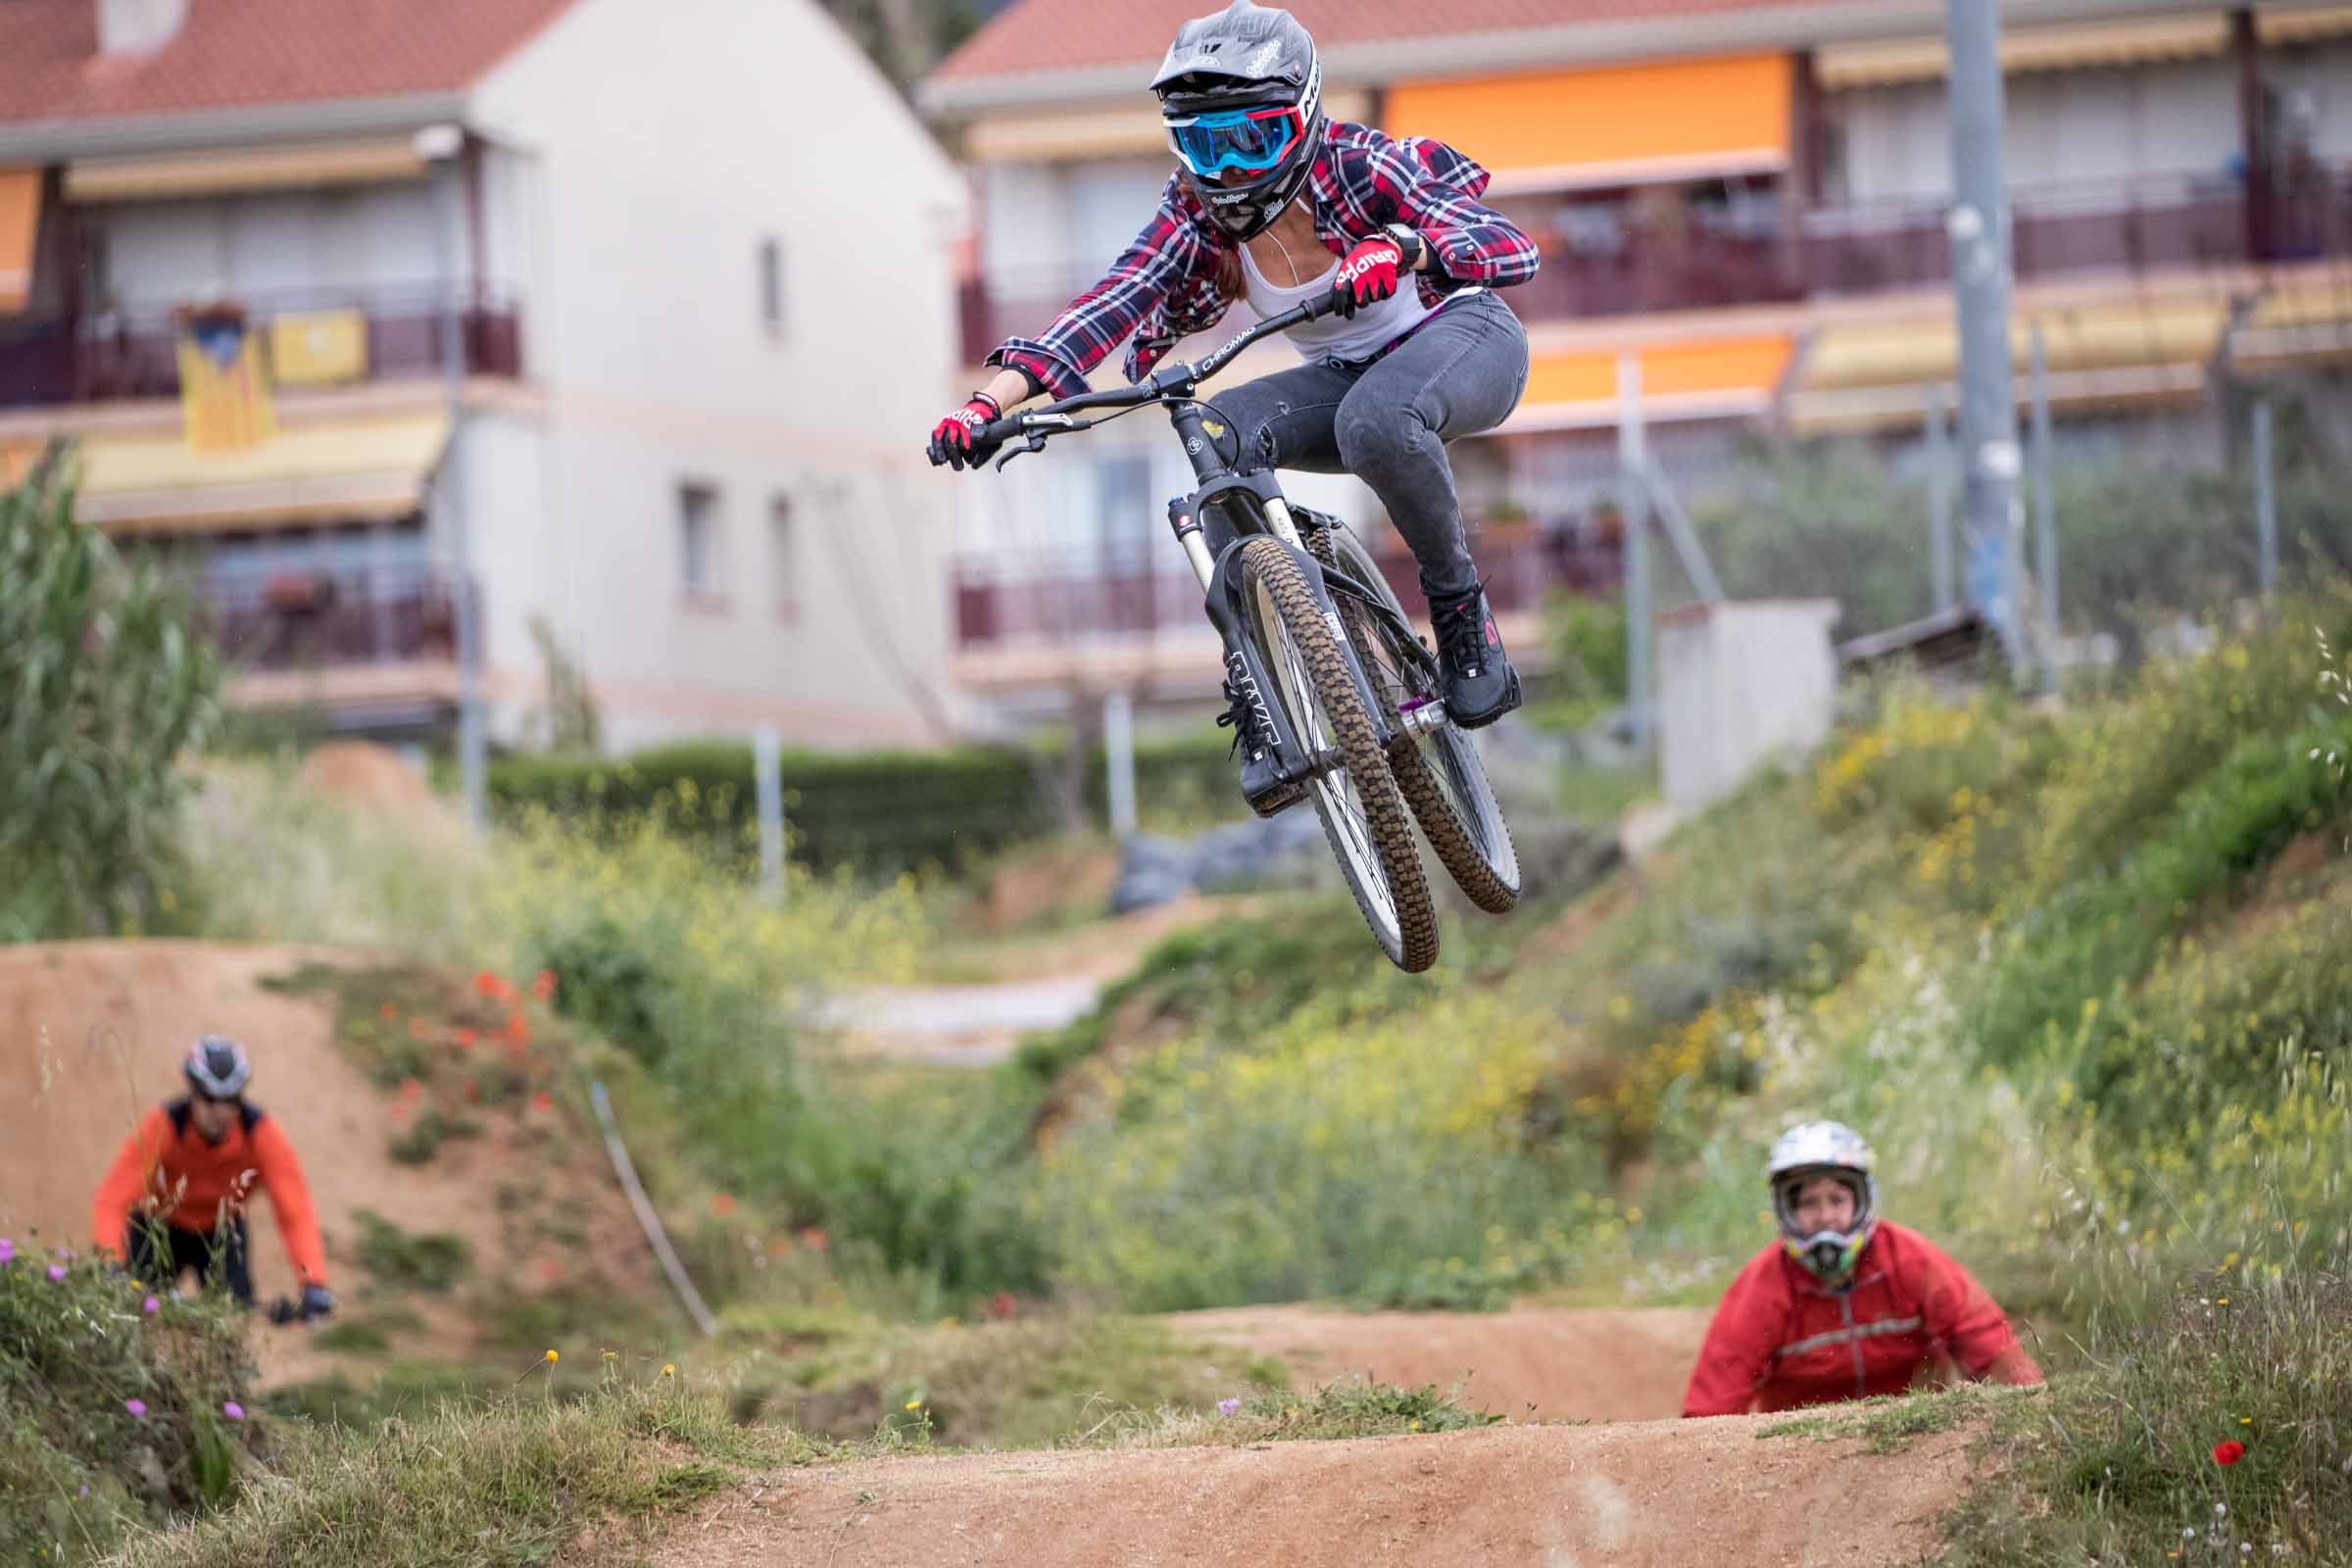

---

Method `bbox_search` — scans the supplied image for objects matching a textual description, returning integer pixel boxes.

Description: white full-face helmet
[1768,1120,1879,1284]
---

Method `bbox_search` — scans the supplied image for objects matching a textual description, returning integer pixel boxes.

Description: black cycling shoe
[1428,582,1522,730]
[1218,675,1305,815]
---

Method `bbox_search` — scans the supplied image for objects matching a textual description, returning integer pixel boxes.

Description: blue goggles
[1165,105,1304,177]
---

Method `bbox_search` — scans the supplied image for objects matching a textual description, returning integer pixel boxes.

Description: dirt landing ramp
[655,1414,1974,1567]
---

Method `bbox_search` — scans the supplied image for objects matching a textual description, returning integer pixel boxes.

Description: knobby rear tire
[1310,521,1521,915]
[1236,535,1439,973]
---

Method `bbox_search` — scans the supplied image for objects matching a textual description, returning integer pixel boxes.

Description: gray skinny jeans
[1199,287,1530,603]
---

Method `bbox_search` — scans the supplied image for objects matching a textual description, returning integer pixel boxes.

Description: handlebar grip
[976,416,1025,447]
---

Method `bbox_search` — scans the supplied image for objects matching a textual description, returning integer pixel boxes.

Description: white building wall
[469,0,969,752]
[1658,600,1839,814]
[2268,39,2352,163]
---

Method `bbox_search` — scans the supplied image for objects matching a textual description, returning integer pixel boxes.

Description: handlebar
[970,289,1344,458]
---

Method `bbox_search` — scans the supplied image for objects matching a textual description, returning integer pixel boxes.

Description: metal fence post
[754,724,785,900]
[1104,689,1138,837]
[1929,385,1957,615]
[2030,323,2059,694]
[1617,353,1652,755]
[2254,398,2278,602]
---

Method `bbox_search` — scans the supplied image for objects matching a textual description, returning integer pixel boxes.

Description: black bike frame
[972,296,1437,794]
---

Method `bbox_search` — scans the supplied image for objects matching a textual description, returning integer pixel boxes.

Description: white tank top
[1240,238,1436,365]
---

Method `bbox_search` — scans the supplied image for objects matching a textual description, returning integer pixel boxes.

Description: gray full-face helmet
[1152,1,1324,241]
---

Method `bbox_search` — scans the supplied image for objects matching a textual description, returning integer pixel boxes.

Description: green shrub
[2,447,220,939]
[351,1211,471,1295]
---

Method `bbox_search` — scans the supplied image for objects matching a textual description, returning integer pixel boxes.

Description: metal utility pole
[754,724,786,898]
[2029,324,2058,694]
[1945,0,2028,668]
[2253,399,2278,601]
[1103,689,1138,837]
[421,123,486,826]
[1928,385,1956,614]
[1616,353,1652,754]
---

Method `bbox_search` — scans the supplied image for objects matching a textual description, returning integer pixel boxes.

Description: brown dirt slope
[1173,1303,1713,1422]
[0,940,662,1381]
[654,1414,1976,1567]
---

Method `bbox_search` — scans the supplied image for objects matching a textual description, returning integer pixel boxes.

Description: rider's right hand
[927,392,1004,471]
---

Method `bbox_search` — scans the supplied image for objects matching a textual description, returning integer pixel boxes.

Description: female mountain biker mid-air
[929,0,1542,759]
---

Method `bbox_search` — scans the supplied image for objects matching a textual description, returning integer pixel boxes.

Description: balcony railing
[958,174,2352,356]
[204,566,457,672]
[953,526,1621,649]
[0,288,523,410]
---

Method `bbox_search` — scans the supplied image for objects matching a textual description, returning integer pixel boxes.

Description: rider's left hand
[1332,236,1401,318]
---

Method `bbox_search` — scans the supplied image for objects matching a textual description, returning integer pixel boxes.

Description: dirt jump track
[0,940,661,1381]
[654,1414,1978,1567]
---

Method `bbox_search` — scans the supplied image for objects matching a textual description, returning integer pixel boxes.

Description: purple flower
[123,1399,147,1418]
[47,1265,66,1282]
[0,1238,15,1262]
[221,1401,245,1421]
[78,1485,89,1499]
[142,1297,159,1315]
[1217,1397,1242,1418]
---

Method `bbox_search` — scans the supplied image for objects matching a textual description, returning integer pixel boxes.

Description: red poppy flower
[474,970,500,998]
[378,1003,398,1021]
[400,1077,422,1101]
[710,1193,737,1217]
[531,1092,553,1114]
[407,1018,429,1041]
[455,1027,478,1049]
[505,1013,530,1047]
[799,1226,828,1251]
[2213,1441,2244,1465]
[533,969,557,1003]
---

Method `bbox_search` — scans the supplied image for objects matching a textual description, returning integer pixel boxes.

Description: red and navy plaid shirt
[988,122,1541,401]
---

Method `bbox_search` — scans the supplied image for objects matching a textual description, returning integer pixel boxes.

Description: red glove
[928,392,1004,471]
[1333,234,1405,318]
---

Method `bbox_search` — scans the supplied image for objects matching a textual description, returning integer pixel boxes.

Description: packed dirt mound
[0,941,663,1382]
[656,1413,1976,1567]
[1174,1304,1712,1422]
[293,741,444,816]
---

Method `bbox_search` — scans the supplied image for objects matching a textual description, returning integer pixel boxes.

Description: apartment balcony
[952,524,1620,650]
[207,565,458,673]
[957,174,2352,359]
[0,288,523,411]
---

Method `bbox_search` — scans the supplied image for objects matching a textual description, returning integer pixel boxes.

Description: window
[769,495,798,614]
[678,482,720,599]
[758,236,784,335]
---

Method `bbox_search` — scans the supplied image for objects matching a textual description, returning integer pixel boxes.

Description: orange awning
[1505,334,1792,430]
[0,169,41,316]
[1386,54,1791,195]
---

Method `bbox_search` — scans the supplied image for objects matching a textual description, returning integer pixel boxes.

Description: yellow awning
[0,168,40,316]
[63,137,429,203]
[1387,54,1790,195]
[1788,302,2226,432]
[74,411,452,533]
[2233,274,2352,368]
[1819,14,2229,89]
[1502,334,1791,430]
[2259,5,2352,45]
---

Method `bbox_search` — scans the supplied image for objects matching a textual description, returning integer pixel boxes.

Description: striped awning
[1819,14,2230,89]
[2259,5,2352,45]
[63,137,430,203]
[73,411,452,532]
[1788,300,2227,433]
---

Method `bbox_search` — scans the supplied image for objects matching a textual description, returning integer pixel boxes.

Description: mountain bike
[948,292,1519,971]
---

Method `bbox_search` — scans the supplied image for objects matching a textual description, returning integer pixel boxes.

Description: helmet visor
[1165,105,1303,177]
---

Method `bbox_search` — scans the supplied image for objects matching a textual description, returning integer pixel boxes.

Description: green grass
[119,1380,846,1568]
[1103,1373,1504,1449]
[351,1211,470,1296]
[1932,1266,2352,1566]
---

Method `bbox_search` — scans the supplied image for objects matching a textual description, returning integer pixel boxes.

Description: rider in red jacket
[1683,1121,2040,1417]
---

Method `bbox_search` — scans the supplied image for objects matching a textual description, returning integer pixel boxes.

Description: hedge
[486,733,1239,874]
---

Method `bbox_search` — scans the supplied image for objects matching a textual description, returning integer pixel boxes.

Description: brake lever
[994,433,1048,471]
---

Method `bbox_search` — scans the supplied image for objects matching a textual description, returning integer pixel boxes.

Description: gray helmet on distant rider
[1152,0,1324,241]
[1768,1120,1879,1284]
[183,1035,252,1100]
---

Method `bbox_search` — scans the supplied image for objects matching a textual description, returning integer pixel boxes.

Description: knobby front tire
[1235,535,1439,972]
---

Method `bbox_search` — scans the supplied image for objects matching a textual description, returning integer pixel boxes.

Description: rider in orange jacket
[92,1037,332,1320]
[1683,1121,2039,1417]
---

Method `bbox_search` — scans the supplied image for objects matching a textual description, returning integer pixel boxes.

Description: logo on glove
[1337,240,1401,292]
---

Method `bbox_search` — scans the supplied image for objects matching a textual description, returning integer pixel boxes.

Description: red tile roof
[932,0,1868,83]
[0,0,579,127]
